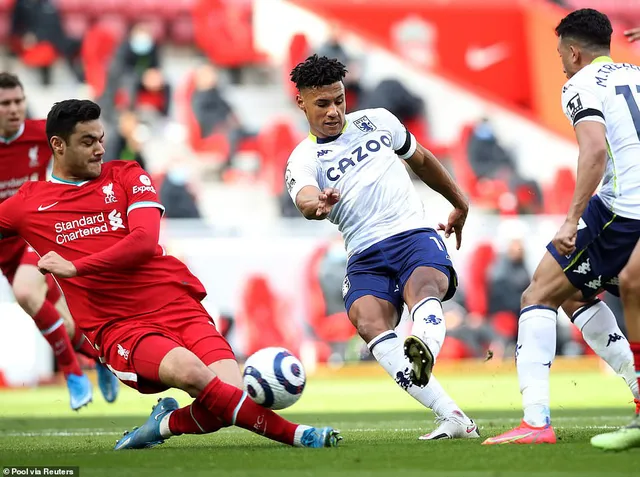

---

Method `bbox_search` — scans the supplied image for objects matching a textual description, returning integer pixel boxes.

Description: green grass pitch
[0,369,638,476]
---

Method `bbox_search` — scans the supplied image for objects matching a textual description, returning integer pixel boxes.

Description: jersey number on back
[616,85,640,140]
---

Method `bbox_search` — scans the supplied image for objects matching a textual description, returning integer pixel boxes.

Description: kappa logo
[585,275,602,290]
[342,276,351,298]
[573,258,591,275]
[606,333,624,347]
[317,149,330,158]
[354,115,376,133]
[28,145,39,168]
[102,182,117,204]
[285,168,296,193]
[607,276,620,286]
[108,209,125,231]
[117,344,129,360]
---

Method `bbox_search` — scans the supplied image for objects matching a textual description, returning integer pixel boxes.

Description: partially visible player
[484,9,640,446]
[285,55,479,440]
[590,20,640,452]
[0,73,118,409]
[0,99,341,450]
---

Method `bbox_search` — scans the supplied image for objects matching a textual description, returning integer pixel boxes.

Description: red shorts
[1,244,60,303]
[98,293,235,393]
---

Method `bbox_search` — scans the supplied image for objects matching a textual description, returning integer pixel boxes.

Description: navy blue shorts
[547,195,640,299]
[343,228,458,320]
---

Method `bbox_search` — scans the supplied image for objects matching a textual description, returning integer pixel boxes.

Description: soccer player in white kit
[485,9,640,446]
[286,55,480,440]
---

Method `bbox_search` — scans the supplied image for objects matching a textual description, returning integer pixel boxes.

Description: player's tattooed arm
[296,185,340,220]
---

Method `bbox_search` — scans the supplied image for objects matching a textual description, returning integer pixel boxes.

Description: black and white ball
[242,347,306,410]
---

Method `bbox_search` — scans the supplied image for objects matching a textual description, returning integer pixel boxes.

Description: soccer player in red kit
[0,73,118,409]
[0,98,341,449]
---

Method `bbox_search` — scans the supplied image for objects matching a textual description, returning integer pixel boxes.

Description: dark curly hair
[46,99,101,144]
[290,54,347,90]
[555,8,612,50]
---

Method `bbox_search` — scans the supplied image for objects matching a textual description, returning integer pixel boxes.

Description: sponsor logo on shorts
[342,276,351,298]
[117,344,130,360]
[585,276,602,290]
[573,258,591,275]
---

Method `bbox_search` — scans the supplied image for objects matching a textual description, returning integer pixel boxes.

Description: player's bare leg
[401,266,479,439]
[349,294,478,439]
[484,251,579,445]
[562,292,639,401]
[52,294,119,403]
[12,264,93,410]
[114,341,341,450]
[592,241,640,450]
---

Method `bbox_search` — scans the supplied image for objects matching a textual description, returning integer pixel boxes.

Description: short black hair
[290,54,347,90]
[0,72,23,90]
[46,99,101,143]
[555,8,612,50]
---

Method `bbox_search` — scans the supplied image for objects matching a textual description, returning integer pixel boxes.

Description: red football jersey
[0,119,51,272]
[0,160,207,347]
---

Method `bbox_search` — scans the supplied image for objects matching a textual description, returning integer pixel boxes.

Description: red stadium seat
[286,33,310,100]
[544,167,575,214]
[465,242,496,317]
[169,16,194,45]
[304,243,356,363]
[235,274,301,357]
[257,119,302,195]
[62,14,89,39]
[81,23,120,98]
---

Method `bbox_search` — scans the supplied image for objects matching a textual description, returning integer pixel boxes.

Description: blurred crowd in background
[0,0,633,368]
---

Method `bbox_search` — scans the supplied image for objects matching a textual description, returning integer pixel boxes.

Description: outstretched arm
[38,207,161,278]
[295,185,340,220]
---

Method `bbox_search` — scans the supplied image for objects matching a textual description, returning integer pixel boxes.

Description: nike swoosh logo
[38,202,59,211]
[465,43,509,71]
[486,431,534,444]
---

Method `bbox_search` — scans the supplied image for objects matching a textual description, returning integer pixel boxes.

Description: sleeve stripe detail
[127,201,166,216]
[573,108,604,126]
[395,129,413,156]
[396,131,417,160]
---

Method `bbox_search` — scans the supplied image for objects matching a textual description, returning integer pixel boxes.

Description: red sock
[197,377,298,445]
[72,332,99,360]
[33,301,82,377]
[168,400,226,435]
[631,342,640,404]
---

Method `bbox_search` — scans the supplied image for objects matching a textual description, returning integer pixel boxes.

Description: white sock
[159,412,173,438]
[517,306,557,427]
[293,425,312,447]
[409,297,447,358]
[368,330,462,418]
[573,300,640,400]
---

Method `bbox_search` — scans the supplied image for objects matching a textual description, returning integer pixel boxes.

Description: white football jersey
[562,56,640,219]
[286,108,427,256]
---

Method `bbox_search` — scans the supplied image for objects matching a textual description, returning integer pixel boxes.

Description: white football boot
[419,410,481,440]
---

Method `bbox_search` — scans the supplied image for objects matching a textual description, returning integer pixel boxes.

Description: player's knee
[354,315,388,343]
[619,267,640,298]
[12,282,45,315]
[174,361,214,397]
